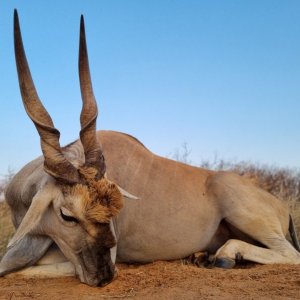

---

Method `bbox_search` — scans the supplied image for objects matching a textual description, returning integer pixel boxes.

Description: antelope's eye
[60,209,79,223]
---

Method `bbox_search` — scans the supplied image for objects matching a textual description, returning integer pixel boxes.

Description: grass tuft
[0,202,14,260]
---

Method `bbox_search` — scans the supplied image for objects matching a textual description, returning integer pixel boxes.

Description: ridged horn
[79,15,105,179]
[14,9,81,184]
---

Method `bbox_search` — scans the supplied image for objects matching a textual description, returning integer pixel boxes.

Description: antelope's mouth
[77,263,116,286]
[97,266,118,287]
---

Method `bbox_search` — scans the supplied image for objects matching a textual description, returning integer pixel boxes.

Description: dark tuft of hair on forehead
[65,166,124,223]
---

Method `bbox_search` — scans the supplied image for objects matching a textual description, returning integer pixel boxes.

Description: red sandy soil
[0,261,299,300]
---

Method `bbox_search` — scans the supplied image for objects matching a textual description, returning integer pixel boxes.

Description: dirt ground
[0,262,299,299]
[0,203,300,299]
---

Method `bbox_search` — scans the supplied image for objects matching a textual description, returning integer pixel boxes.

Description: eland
[1,10,300,287]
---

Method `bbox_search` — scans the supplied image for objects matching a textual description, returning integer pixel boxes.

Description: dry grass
[0,202,14,259]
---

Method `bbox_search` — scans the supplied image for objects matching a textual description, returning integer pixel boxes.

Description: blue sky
[0,1,300,176]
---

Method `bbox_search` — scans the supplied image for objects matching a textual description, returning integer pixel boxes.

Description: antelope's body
[0,10,299,287]
[5,130,300,264]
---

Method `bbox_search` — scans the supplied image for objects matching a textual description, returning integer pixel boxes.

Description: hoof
[193,251,209,267]
[203,254,216,269]
[183,252,209,267]
[214,257,236,269]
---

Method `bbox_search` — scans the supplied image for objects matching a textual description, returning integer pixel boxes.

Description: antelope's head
[8,10,128,286]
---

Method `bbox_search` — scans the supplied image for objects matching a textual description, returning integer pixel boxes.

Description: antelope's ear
[8,182,60,249]
[0,235,52,276]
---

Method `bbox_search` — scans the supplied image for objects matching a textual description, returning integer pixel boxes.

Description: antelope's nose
[97,265,118,287]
